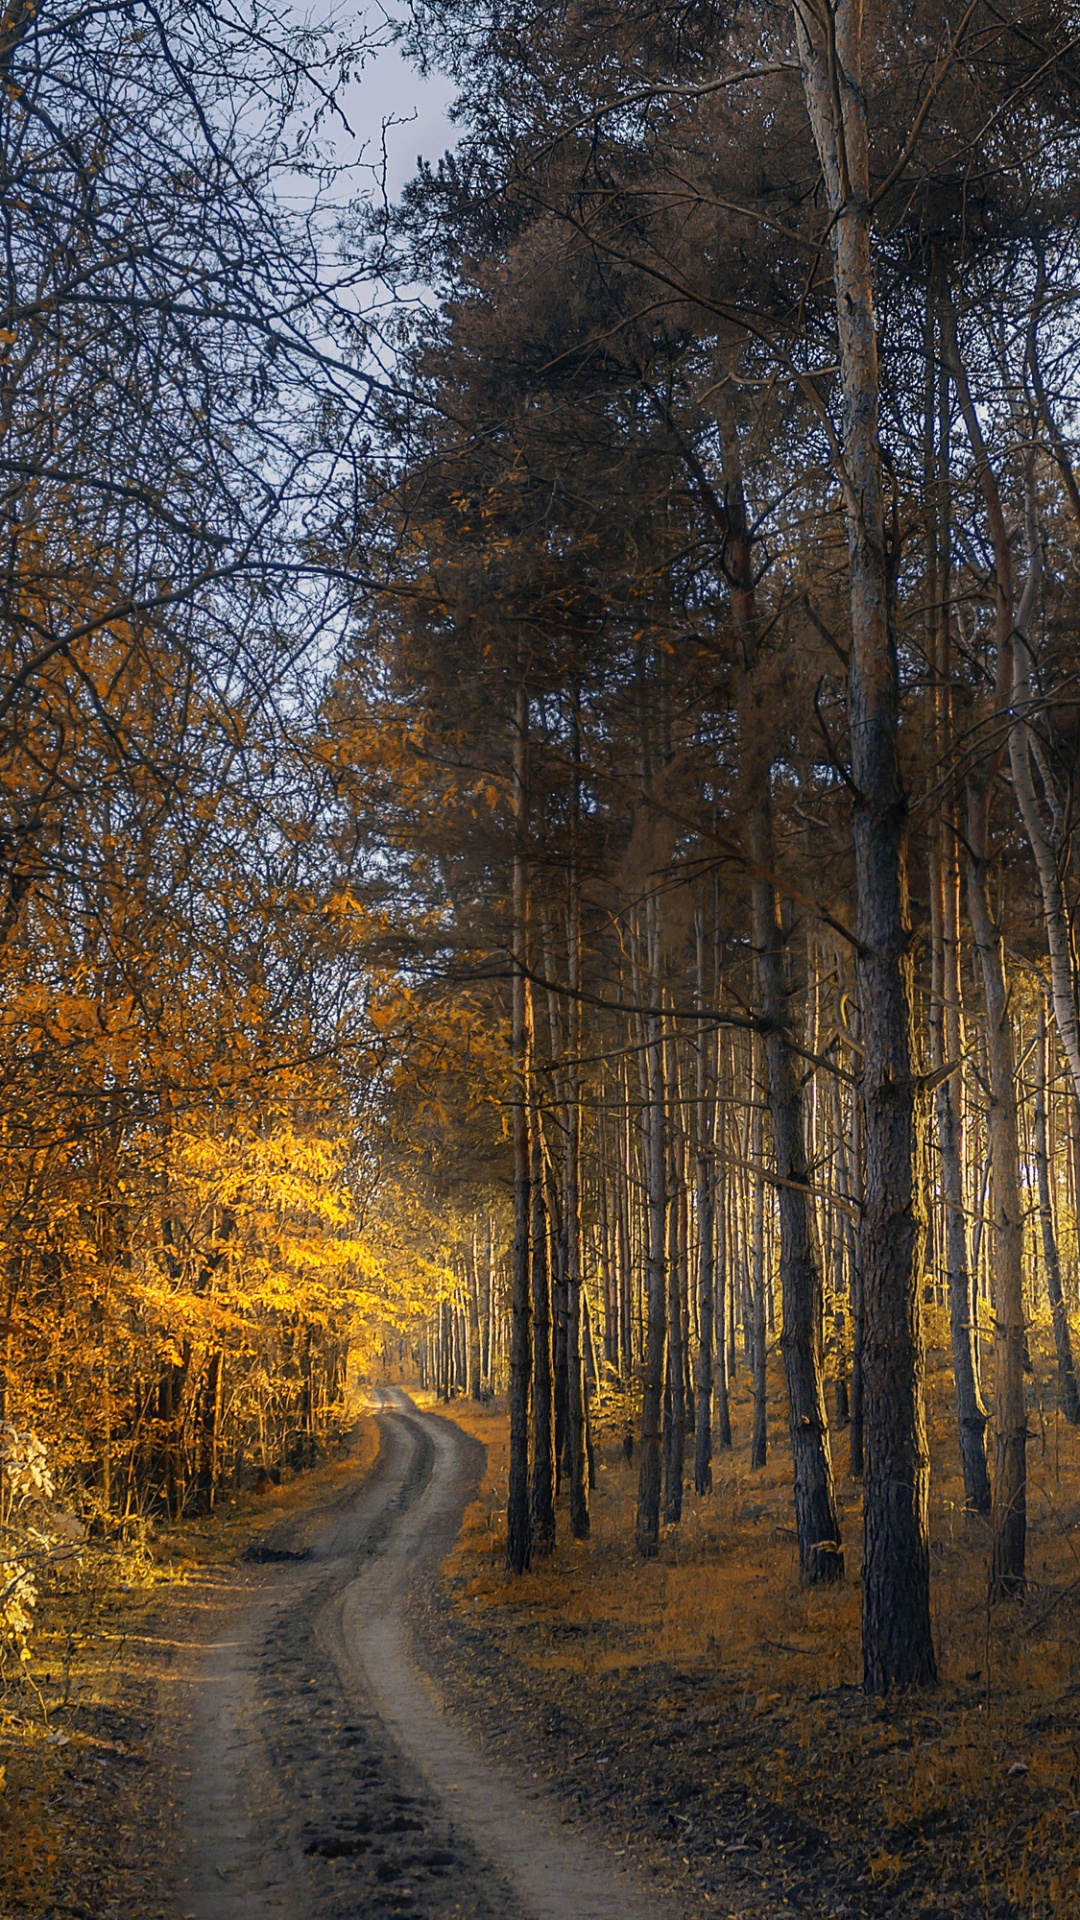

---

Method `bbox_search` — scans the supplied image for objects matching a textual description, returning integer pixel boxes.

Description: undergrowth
[428,1342,1080,1917]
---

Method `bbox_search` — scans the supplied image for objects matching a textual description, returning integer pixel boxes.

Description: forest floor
[421,1339,1080,1919]
[3,1348,1080,1920]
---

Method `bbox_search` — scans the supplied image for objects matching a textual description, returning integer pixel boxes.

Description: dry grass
[429,1341,1080,1917]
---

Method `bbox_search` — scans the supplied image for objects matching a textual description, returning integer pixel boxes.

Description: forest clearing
[7,0,1080,1916]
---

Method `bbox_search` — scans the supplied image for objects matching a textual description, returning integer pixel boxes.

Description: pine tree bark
[693,913,716,1494]
[750,1046,768,1470]
[924,329,990,1510]
[795,0,935,1684]
[540,926,571,1490]
[848,1070,865,1482]
[615,1095,634,1380]
[725,394,842,1585]
[825,1042,850,1429]
[932,811,991,1511]
[635,896,668,1556]
[481,1216,494,1395]
[715,1093,733,1452]
[663,1115,687,1525]
[506,689,532,1575]
[529,1106,556,1551]
[966,781,1027,1599]
[1035,1006,1080,1425]
[564,886,590,1538]
[941,298,1032,1595]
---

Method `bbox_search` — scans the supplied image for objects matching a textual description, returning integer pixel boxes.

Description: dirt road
[177,1390,674,1920]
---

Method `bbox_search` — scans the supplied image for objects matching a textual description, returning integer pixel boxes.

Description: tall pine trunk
[635,896,668,1556]
[663,1106,687,1525]
[467,1233,483,1403]
[966,783,1027,1599]
[943,300,1030,1598]
[529,1106,556,1551]
[1035,1006,1080,1425]
[795,0,935,1685]
[693,913,716,1494]
[750,1041,768,1470]
[506,689,532,1575]
[725,395,842,1585]
[933,810,990,1511]
[564,882,590,1538]
[924,297,990,1512]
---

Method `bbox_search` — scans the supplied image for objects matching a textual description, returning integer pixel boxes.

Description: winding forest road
[177,1390,673,1920]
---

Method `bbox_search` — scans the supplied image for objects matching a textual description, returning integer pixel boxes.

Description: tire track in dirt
[321,1391,675,1920]
[179,1389,674,1920]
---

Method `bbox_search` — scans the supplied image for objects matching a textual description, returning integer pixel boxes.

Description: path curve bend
[322,1390,670,1920]
[180,1388,677,1920]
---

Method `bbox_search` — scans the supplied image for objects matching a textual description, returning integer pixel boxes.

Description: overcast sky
[337,33,460,203]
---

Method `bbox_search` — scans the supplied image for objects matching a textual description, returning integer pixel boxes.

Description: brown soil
[174,1393,526,1920]
[323,1392,675,1920]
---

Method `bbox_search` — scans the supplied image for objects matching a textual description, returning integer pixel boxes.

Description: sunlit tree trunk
[530,1105,556,1551]
[693,912,716,1495]
[933,809,990,1511]
[663,1087,686,1525]
[635,895,667,1557]
[750,1042,768,1470]
[506,688,532,1575]
[1035,1006,1080,1425]
[481,1215,494,1393]
[825,1035,850,1429]
[715,1140,733,1454]
[966,780,1027,1599]
[467,1231,483,1402]
[564,872,589,1538]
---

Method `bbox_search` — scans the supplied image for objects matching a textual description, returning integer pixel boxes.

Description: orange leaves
[170,1118,390,1335]
[366,996,400,1034]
